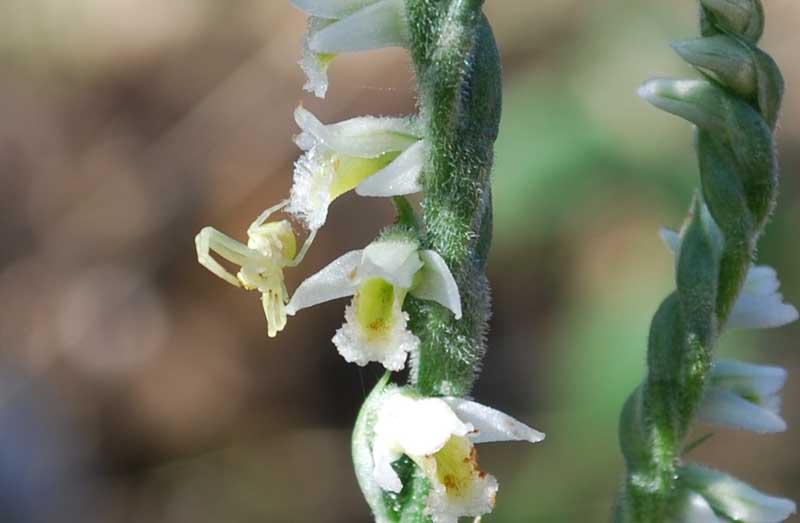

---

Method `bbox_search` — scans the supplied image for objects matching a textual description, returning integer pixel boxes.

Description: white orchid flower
[369,389,544,523]
[195,201,315,338]
[286,238,460,370]
[290,0,409,97]
[660,228,798,330]
[697,359,787,433]
[680,464,796,523]
[287,106,426,231]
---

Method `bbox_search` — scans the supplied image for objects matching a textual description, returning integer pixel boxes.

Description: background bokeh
[0,1,798,521]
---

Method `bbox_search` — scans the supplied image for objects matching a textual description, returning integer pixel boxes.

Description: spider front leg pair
[195,200,316,337]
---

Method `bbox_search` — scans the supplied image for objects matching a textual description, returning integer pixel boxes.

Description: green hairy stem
[404,0,501,398]
[614,1,784,521]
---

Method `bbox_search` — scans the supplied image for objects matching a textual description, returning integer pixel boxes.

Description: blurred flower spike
[678,464,796,523]
[287,237,461,370]
[195,200,315,338]
[661,228,798,331]
[291,0,409,97]
[698,359,787,433]
[288,106,425,231]
[360,387,544,523]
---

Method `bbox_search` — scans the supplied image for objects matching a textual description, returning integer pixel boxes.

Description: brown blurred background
[0,1,798,522]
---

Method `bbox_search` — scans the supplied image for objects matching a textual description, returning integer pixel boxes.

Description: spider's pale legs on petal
[195,198,317,337]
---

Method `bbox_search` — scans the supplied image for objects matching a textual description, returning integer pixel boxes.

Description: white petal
[697,388,787,433]
[744,266,782,296]
[674,491,721,523]
[373,393,472,457]
[727,292,799,330]
[726,265,798,330]
[332,299,418,371]
[356,140,426,197]
[371,442,404,493]
[442,398,545,444]
[660,228,680,254]
[290,0,376,19]
[713,359,787,397]
[409,250,462,319]
[299,17,335,98]
[683,465,797,523]
[286,250,362,315]
[309,0,408,54]
[294,106,420,159]
[360,240,423,289]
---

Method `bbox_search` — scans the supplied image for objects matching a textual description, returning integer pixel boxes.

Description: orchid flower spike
[288,106,426,231]
[698,359,787,433]
[661,228,798,330]
[678,464,796,523]
[195,200,316,338]
[290,0,409,97]
[286,237,460,370]
[366,388,544,523]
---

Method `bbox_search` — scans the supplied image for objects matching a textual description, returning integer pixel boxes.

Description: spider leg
[287,228,317,267]
[248,199,290,233]
[195,226,251,287]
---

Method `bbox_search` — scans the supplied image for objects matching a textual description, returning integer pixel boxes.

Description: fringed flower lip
[287,106,426,231]
[290,0,409,97]
[195,200,316,338]
[286,238,461,370]
[367,389,544,523]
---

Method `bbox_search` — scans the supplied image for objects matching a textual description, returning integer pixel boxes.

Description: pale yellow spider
[195,200,316,337]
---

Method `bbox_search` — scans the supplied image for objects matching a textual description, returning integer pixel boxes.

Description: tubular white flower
[697,359,787,433]
[291,0,409,98]
[195,202,314,338]
[660,228,798,330]
[680,464,796,523]
[286,238,461,370]
[370,389,544,523]
[287,106,425,231]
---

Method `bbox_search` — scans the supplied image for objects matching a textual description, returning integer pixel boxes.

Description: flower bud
[672,36,756,98]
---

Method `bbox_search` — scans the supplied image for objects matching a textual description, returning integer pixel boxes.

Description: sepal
[700,0,764,43]
[638,79,728,132]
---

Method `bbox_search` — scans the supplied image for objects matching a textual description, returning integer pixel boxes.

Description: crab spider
[195,200,316,338]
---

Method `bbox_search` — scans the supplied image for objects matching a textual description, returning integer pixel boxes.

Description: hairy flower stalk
[196,1,541,522]
[614,2,796,522]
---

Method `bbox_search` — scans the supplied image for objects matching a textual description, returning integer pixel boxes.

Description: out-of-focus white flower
[671,489,722,523]
[286,238,460,370]
[195,201,314,338]
[369,389,544,523]
[290,0,409,97]
[660,228,798,330]
[680,464,796,523]
[697,359,787,433]
[287,106,425,231]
